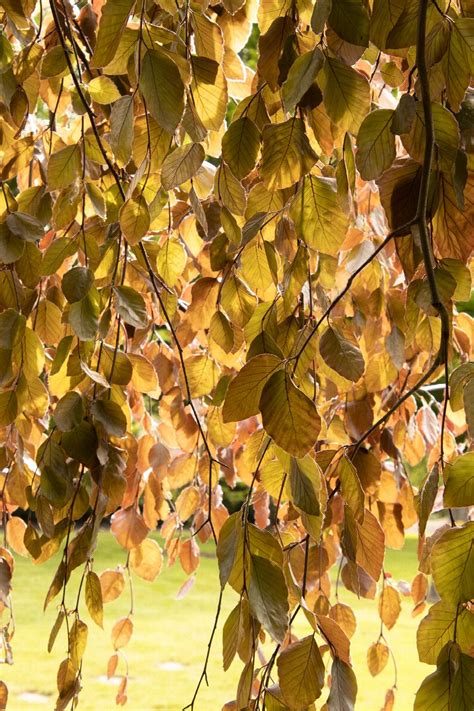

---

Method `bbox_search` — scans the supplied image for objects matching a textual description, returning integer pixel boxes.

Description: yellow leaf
[222,354,283,423]
[367,641,389,676]
[47,145,82,190]
[119,195,150,245]
[161,143,205,190]
[259,370,321,458]
[87,76,121,104]
[261,118,317,190]
[378,585,401,630]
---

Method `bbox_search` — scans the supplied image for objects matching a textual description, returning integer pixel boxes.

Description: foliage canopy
[0,0,473,709]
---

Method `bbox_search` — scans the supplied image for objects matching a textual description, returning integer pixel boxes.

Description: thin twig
[182,589,223,710]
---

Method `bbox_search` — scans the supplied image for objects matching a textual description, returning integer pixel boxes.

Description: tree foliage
[0,0,473,709]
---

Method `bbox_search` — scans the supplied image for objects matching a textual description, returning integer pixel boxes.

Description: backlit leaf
[320,57,370,133]
[222,354,283,423]
[356,109,396,180]
[92,0,135,68]
[140,50,185,133]
[290,175,349,256]
[319,327,365,381]
[119,196,150,246]
[248,554,289,643]
[259,370,321,457]
[161,143,205,190]
[367,641,389,676]
[130,539,163,581]
[443,452,474,507]
[261,118,318,190]
[222,117,260,180]
[431,522,474,605]
[277,634,325,707]
[85,572,104,628]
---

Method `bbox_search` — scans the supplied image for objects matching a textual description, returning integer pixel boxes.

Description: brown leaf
[111,616,133,650]
[129,539,163,582]
[99,569,126,603]
[378,585,401,630]
[111,507,149,550]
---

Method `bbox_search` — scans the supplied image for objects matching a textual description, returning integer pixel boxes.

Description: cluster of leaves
[0,0,473,709]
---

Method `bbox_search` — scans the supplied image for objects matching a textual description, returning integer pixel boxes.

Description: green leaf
[248,554,289,643]
[451,651,474,710]
[54,392,84,432]
[277,634,325,707]
[140,49,184,133]
[261,118,317,190]
[290,175,349,256]
[414,660,450,711]
[417,601,474,664]
[91,399,127,438]
[47,145,82,190]
[222,354,283,423]
[320,57,370,133]
[68,292,100,341]
[222,117,261,180]
[311,0,333,34]
[319,326,365,381]
[0,390,18,426]
[61,266,94,303]
[259,370,321,458]
[0,222,25,263]
[414,464,439,538]
[92,0,135,68]
[161,143,205,190]
[327,657,358,711]
[444,452,474,507]
[289,456,321,516]
[216,512,244,590]
[401,103,460,174]
[282,48,324,114]
[328,0,370,47]
[62,422,98,468]
[109,95,134,165]
[392,93,416,135]
[6,211,44,241]
[370,0,405,49]
[114,285,147,328]
[356,109,396,180]
[431,522,474,605]
[0,309,26,349]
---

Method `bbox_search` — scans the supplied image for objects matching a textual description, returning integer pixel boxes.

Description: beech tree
[0,0,473,708]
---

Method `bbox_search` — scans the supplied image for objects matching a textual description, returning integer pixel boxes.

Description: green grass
[1,533,428,710]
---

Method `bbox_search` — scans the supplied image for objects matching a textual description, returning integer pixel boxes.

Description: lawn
[1,532,428,710]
